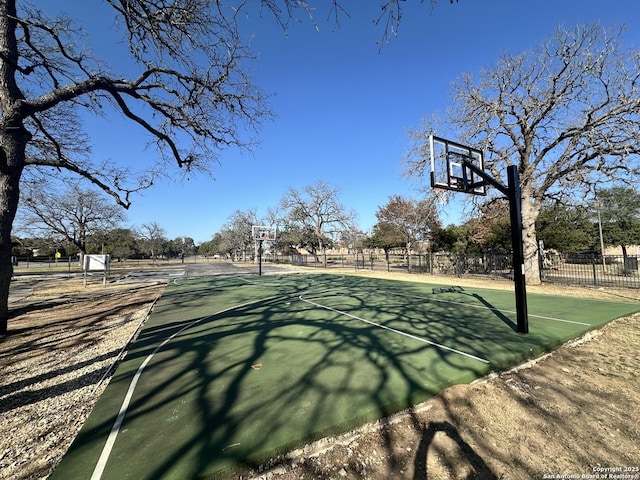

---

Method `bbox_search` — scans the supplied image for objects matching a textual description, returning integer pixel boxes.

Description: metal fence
[541,252,640,288]
[13,251,639,289]
[266,251,640,289]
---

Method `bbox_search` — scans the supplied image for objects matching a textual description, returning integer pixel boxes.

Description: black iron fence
[541,252,640,288]
[13,251,639,289]
[267,252,514,276]
[266,251,640,289]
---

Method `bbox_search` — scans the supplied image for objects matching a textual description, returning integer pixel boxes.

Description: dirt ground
[1,270,639,480]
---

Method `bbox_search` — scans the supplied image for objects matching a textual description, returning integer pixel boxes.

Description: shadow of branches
[49,274,640,480]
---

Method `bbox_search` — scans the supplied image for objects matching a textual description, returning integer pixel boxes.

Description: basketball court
[51,272,640,480]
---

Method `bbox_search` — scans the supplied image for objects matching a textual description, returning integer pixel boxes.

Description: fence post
[592,253,597,286]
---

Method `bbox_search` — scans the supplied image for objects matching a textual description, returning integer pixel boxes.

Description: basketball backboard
[429,135,486,196]
[252,225,277,242]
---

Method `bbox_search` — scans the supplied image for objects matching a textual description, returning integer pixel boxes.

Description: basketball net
[433,188,448,206]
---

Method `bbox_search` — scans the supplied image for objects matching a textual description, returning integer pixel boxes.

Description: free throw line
[386,290,592,327]
[299,295,490,364]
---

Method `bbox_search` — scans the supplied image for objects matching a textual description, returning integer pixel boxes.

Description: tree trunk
[0,153,25,334]
[406,241,412,273]
[520,193,541,286]
[1,0,31,334]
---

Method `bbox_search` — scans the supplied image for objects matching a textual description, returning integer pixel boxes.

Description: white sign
[84,254,110,271]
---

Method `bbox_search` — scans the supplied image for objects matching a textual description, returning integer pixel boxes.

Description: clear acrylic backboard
[429,135,486,196]
[252,226,277,242]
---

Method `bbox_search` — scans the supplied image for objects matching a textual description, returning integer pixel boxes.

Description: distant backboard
[252,225,277,242]
[429,135,486,196]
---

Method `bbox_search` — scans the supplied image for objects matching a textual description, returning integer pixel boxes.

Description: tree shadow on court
[121,278,493,478]
[53,273,627,479]
[134,310,454,478]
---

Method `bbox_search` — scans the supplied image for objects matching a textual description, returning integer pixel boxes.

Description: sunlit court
[52,273,640,480]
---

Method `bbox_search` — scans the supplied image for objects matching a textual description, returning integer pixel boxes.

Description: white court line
[387,290,591,327]
[299,295,490,364]
[90,294,281,480]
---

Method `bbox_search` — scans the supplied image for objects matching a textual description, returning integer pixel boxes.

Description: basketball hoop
[428,134,528,334]
[429,135,487,196]
[252,225,277,242]
[252,225,277,277]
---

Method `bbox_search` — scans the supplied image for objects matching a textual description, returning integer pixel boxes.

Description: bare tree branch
[405,24,640,284]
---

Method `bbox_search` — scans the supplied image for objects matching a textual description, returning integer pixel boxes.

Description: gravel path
[0,279,165,480]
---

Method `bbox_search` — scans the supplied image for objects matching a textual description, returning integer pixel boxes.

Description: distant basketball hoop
[252,226,277,242]
[252,226,277,276]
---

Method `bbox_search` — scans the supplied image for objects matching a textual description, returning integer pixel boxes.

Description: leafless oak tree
[0,0,448,332]
[280,181,355,267]
[17,182,125,257]
[224,209,260,261]
[405,24,640,285]
[138,221,167,264]
[0,0,272,332]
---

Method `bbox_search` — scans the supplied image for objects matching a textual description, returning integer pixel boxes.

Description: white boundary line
[93,275,592,478]
[90,294,281,480]
[92,290,164,396]
[299,295,490,364]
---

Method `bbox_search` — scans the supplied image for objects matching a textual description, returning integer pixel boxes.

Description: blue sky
[37,1,640,244]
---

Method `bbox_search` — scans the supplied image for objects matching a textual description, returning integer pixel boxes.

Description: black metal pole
[258,239,263,276]
[507,165,529,334]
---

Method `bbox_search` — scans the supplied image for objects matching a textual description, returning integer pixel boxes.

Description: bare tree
[280,181,356,267]
[0,0,273,332]
[138,222,167,263]
[0,0,451,332]
[223,209,260,261]
[406,24,640,284]
[375,195,440,272]
[17,182,125,260]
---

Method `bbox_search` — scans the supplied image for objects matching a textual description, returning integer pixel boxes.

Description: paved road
[114,261,298,282]
[7,261,301,306]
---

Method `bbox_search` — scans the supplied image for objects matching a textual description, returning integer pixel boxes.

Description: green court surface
[52,273,640,480]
